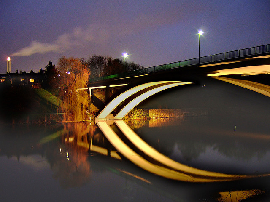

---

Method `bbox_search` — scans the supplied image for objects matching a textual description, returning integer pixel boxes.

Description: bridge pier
[82,84,128,117]
[105,85,110,104]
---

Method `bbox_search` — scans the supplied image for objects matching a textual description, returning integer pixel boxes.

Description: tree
[86,55,143,79]
[43,61,59,91]
[86,55,107,79]
[57,57,90,122]
[107,58,125,75]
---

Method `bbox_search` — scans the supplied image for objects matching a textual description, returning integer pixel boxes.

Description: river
[1,76,270,201]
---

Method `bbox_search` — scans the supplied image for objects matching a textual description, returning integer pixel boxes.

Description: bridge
[81,44,270,116]
[89,44,270,83]
[75,43,270,183]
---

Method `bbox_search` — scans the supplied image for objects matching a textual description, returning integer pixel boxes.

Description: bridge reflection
[217,189,264,202]
[60,118,268,200]
[213,75,270,98]
[85,79,270,182]
[63,120,268,183]
[97,120,269,182]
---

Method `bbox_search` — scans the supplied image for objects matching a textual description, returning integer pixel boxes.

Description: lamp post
[198,30,203,65]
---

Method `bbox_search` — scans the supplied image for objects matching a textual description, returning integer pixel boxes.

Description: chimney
[7,57,11,73]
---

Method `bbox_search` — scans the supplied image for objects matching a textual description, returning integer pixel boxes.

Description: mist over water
[1,76,270,201]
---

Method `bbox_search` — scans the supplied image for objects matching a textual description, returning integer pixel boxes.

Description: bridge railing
[89,44,270,82]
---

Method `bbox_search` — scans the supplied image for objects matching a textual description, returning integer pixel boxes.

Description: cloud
[12,41,60,56]
[11,25,110,57]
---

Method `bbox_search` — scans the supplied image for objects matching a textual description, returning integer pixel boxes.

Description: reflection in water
[51,145,92,189]
[97,120,196,182]
[2,77,270,201]
[41,124,92,188]
[116,120,239,179]
[117,169,151,184]
[93,79,270,183]
[213,76,270,97]
[62,123,121,160]
[39,129,67,144]
[148,117,181,128]
[1,120,268,201]
[96,120,268,182]
[62,122,154,185]
[17,155,50,171]
[57,94,269,199]
[125,108,184,128]
[217,189,264,202]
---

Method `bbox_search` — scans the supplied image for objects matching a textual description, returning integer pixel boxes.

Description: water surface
[1,77,270,201]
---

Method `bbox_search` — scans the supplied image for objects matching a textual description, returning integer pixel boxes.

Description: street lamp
[198,30,203,65]
[122,52,129,62]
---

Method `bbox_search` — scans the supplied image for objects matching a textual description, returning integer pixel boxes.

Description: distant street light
[198,30,203,65]
[122,52,129,62]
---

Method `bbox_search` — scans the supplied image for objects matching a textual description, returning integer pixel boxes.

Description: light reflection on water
[1,77,270,201]
[1,115,269,201]
[135,115,270,175]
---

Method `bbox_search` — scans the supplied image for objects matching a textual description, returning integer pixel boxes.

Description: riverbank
[0,85,60,124]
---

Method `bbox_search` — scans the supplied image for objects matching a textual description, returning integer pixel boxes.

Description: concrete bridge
[89,43,270,84]
[78,44,270,116]
[75,44,270,183]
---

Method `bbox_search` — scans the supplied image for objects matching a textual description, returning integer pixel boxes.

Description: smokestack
[7,57,11,73]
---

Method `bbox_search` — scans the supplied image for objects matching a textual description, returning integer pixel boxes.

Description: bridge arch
[96,81,191,120]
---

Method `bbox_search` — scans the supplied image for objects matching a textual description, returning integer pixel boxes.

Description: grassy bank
[0,85,61,124]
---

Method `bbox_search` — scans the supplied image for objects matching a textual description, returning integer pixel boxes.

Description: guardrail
[89,44,270,82]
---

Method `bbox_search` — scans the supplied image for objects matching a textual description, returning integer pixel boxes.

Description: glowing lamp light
[198,30,203,35]
[7,57,11,61]
[122,52,129,61]
[198,30,203,65]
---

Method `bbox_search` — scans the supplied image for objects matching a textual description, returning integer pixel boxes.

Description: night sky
[1,0,270,73]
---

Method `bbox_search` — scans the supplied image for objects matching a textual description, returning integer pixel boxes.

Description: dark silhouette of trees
[86,55,107,78]
[42,61,59,91]
[86,55,143,80]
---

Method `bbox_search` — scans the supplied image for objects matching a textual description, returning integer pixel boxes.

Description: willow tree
[57,57,90,122]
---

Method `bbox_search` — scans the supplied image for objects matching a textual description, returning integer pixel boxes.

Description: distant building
[0,71,44,88]
[0,61,58,88]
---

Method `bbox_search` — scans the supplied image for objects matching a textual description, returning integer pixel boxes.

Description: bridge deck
[89,44,270,86]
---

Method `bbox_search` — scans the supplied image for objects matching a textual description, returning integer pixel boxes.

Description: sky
[0,0,270,73]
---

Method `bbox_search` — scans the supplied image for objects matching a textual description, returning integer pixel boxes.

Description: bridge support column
[105,85,110,104]
[89,88,92,98]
